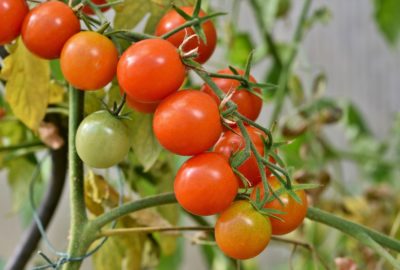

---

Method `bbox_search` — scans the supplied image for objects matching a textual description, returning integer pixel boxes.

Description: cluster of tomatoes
[1,0,308,260]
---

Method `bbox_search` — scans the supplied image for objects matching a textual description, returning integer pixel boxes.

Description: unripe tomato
[215,200,271,259]
[0,0,29,45]
[117,38,186,103]
[174,152,238,216]
[214,126,265,187]
[155,6,217,64]
[76,110,130,168]
[82,0,110,15]
[21,1,80,59]
[201,68,262,121]
[61,31,118,90]
[251,175,308,235]
[153,90,222,156]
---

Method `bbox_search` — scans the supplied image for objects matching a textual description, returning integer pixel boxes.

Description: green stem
[270,0,312,125]
[0,141,44,153]
[63,87,89,270]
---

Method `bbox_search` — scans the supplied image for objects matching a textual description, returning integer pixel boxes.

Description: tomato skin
[155,6,217,64]
[82,0,110,15]
[117,38,186,103]
[76,110,130,168]
[60,31,118,90]
[251,176,308,235]
[125,94,159,114]
[174,152,238,216]
[215,200,271,259]
[0,0,29,45]
[214,125,265,187]
[153,90,222,156]
[21,1,80,59]
[201,69,262,121]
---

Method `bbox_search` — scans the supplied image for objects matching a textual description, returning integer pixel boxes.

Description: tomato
[76,110,130,168]
[215,200,271,259]
[0,108,6,119]
[201,68,262,121]
[155,6,217,64]
[117,38,186,103]
[174,152,238,216]
[21,1,80,59]
[125,94,159,114]
[82,0,110,15]
[214,125,265,187]
[250,175,308,235]
[60,31,118,90]
[153,90,222,156]
[0,0,29,45]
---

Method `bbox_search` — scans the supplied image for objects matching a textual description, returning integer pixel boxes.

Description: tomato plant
[117,38,186,103]
[21,1,80,59]
[75,110,130,168]
[155,6,217,64]
[215,200,272,259]
[214,125,265,187]
[82,0,110,15]
[251,175,308,235]
[0,0,29,45]
[153,90,222,156]
[60,31,118,90]
[174,152,238,216]
[201,68,262,121]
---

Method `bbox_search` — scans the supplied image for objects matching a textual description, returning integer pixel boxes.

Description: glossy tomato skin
[153,90,222,156]
[21,1,80,59]
[201,68,262,121]
[214,125,265,187]
[251,176,308,235]
[82,0,110,15]
[174,152,238,216]
[61,31,118,90]
[125,95,159,114]
[0,0,29,45]
[117,38,186,103]
[76,110,130,168]
[215,200,271,259]
[155,6,217,64]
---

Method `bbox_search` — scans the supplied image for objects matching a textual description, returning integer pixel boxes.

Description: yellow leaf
[1,38,51,131]
[48,80,65,104]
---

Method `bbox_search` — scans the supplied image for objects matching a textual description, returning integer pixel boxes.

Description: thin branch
[99,226,213,237]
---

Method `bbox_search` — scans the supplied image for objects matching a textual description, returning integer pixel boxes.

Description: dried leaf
[38,122,64,150]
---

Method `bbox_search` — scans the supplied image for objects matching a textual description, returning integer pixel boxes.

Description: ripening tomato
[201,68,262,121]
[21,1,80,59]
[214,125,265,187]
[251,175,308,235]
[60,31,118,90]
[215,200,271,259]
[153,90,222,156]
[155,6,217,64]
[117,38,186,103]
[125,95,159,114]
[76,110,130,168]
[174,152,238,216]
[0,0,29,45]
[82,0,110,15]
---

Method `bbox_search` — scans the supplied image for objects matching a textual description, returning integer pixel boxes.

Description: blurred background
[1,0,400,269]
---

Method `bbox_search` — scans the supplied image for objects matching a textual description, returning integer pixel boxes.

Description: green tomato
[76,110,130,168]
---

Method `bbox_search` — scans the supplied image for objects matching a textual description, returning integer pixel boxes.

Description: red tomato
[251,175,308,235]
[82,0,110,15]
[126,94,159,114]
[0,0,29,45]
[201,68,262,121]
[174,152,238,216]
[117,38,186,103]
[60,31,118,90]
[21,1,80,59]
[215,200,271,259]
[214,125,265,187]
[153,90,222,156]
[155,6,217,64]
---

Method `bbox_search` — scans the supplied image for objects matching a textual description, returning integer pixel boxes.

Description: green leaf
[113,0,195,34]
[125,113,162,171]
[227,32,254,68]
[342,102,372,141]
[0,38,51,131]
[0,120,27,168]
[374,0,400,45]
